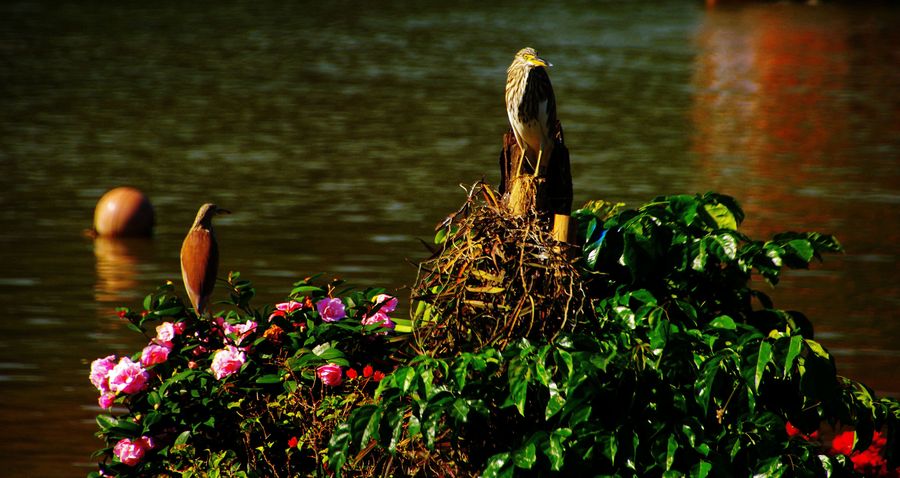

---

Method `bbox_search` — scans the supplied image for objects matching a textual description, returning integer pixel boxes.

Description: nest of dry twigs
[412,182,588,356]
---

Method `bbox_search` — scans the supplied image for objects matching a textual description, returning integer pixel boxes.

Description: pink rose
[113,436,154,466]
[140,342,171,367]
[210,345,246,380]
[224,319,257,345]
[108,357,149,395]
[269,300,304,321]
[98,392,116,409]
[317,363,343,386]
[216,318,257,345]
[372,294,398,314]
[90,355,117,392]
[361,311,396,331]
[155,322,177,342]
[316,298,346,323]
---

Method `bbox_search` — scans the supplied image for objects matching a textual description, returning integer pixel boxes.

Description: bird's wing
[532,67,557,146]
[180,229,217,312]
[543,70,557,135]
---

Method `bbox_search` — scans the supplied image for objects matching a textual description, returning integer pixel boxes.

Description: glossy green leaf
[406,414,421,439]
[690,460,712,478]
[665,434,677,470]
[255,374,282,384]
[704,202,738,230]
[783,335,802,378]
[290,285,324,296]
[755,341,773,392]
[396,366,417,395]
[709,315,737,331]
[451,398,470,423]
[386,404,406,452]
[360,405,382,446]
[174,430,191,446]
[95,414,117,432]
[545,381,565,419]
[513,442,537,469]
[542,431,566,471]
[482,452,513,478]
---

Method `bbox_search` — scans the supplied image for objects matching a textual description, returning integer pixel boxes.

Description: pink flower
[372,294,398,314]
[317,363,342,386]
[361,311,396,331]
[140,342,171,367]
[113,436,154,466]
[108,357,149,395]
[215,318,257,345]
[210,345,246,380]
[90,355,117,392]
[269,301,304,320]
[316,298,346,323]
[98,392,116,409]
[155,322,177,342]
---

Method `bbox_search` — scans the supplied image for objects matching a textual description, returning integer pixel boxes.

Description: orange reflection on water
[93,236,155,305]
[691,5,900,396]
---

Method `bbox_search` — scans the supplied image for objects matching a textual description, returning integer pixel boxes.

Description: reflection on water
[94,237,156,304]
[691,4,900,394]
[0,1,897,475]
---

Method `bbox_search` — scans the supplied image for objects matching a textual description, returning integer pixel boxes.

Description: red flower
[346,368,358,379]
[287,436,299,448]
[830,430,895,476]
[785,421,820,441]
[831,430,855,456]
[373,371,385,382]
[117,309,128,319]
[363,365,373,378]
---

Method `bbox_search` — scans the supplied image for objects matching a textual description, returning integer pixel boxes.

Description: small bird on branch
[505,47,557,176]
[180,203,230,317]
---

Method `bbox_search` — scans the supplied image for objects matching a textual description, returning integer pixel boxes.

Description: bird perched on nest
[505,47,557,175]
[180,203,230,316]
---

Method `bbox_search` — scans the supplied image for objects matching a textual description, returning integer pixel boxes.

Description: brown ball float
[93,187,155,237]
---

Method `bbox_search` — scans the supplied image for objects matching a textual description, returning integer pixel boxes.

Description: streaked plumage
[180,203,229,316]
[505,47,557,173]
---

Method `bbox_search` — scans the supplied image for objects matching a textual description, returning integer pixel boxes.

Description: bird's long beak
[530,57,552,68]
[217,208,232,215]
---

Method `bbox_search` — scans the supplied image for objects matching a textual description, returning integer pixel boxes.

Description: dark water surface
[1,1,898,475]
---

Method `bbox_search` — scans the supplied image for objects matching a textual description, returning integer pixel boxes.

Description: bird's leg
[514,145,527,177]
[534,146,544,177]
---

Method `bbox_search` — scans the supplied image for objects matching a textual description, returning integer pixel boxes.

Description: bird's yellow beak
[528,56,552,68]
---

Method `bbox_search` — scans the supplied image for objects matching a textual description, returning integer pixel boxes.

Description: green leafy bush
[89,192,899,477]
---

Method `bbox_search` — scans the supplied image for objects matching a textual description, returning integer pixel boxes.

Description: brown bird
[505,47,557,175]
[180,203,230,316]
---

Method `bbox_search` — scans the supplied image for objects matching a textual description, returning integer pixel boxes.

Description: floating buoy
[93,187,155,237]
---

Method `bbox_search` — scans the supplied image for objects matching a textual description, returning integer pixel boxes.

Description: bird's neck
[192,217,214,230]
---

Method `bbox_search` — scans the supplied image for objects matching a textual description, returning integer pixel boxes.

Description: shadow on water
[0,1,896,475]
